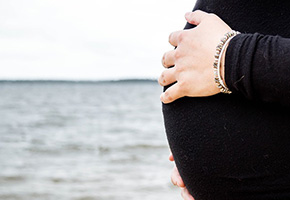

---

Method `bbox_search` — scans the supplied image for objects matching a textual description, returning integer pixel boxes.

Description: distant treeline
[0,79,158,84]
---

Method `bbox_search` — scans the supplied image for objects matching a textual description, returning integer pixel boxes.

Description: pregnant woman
[160,1,290,200]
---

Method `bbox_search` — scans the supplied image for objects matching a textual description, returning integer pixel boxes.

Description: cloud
[0,0,195,80]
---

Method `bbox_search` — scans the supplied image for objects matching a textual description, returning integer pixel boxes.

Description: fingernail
[178,183,184,188]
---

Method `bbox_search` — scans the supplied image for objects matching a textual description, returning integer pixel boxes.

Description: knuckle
[207,13,218,20]
[175,65,184,73]
[195,10,202,15]
[178,81,186,89]
[174,49,182,60]
[177,32,185,42]
[178,81,187,94]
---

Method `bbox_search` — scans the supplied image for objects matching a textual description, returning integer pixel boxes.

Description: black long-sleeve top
[163,1,290,200]
[226,33,290,106]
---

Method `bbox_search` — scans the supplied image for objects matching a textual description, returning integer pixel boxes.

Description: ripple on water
[0,81,179,200]
[0,175,27,183]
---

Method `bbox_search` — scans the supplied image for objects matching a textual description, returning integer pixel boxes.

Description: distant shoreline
[0,78,158,84]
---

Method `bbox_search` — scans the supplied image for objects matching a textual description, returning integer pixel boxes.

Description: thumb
[185,10,209,25]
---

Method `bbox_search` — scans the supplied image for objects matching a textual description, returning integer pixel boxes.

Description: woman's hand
[159,10,232,104]
[169,153,195,200]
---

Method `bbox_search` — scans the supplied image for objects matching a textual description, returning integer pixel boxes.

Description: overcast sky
[0,0,195,80]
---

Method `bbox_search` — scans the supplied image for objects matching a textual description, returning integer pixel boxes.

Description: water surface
[0,81,180,200]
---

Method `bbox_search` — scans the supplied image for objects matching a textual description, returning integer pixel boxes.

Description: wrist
[213,30,240,94]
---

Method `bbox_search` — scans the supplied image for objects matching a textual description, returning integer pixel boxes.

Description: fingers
[158,68,176,86]
[169,149,174,161]
[160,82,185,104]
[169,10,210,46]
[162,50,175,68]
[185,10,209,25]
[169,30,183,47]
[171,166,185,188]
[169,153,174,162]
[181,188,195,200]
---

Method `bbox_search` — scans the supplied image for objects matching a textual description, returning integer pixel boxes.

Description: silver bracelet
[214,30,240,94]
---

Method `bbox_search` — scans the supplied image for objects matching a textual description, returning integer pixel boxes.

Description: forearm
[225,33,290,106]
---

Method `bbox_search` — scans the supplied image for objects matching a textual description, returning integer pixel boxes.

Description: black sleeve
[225,33,290,106]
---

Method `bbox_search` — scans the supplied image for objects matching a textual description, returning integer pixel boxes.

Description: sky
[0,0,195,80]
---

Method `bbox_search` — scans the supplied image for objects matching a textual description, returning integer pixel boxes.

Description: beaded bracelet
[214,30,240,94]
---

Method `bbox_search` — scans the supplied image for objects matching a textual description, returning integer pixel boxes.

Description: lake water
[0,81,181,200]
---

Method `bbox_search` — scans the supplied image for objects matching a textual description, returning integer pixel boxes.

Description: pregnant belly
[163,94,290,200]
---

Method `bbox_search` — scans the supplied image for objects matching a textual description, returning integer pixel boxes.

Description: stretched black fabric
[163,0,290,200]
[226,33,290,106]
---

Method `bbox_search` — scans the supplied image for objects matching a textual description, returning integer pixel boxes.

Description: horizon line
[0,78,158,83]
